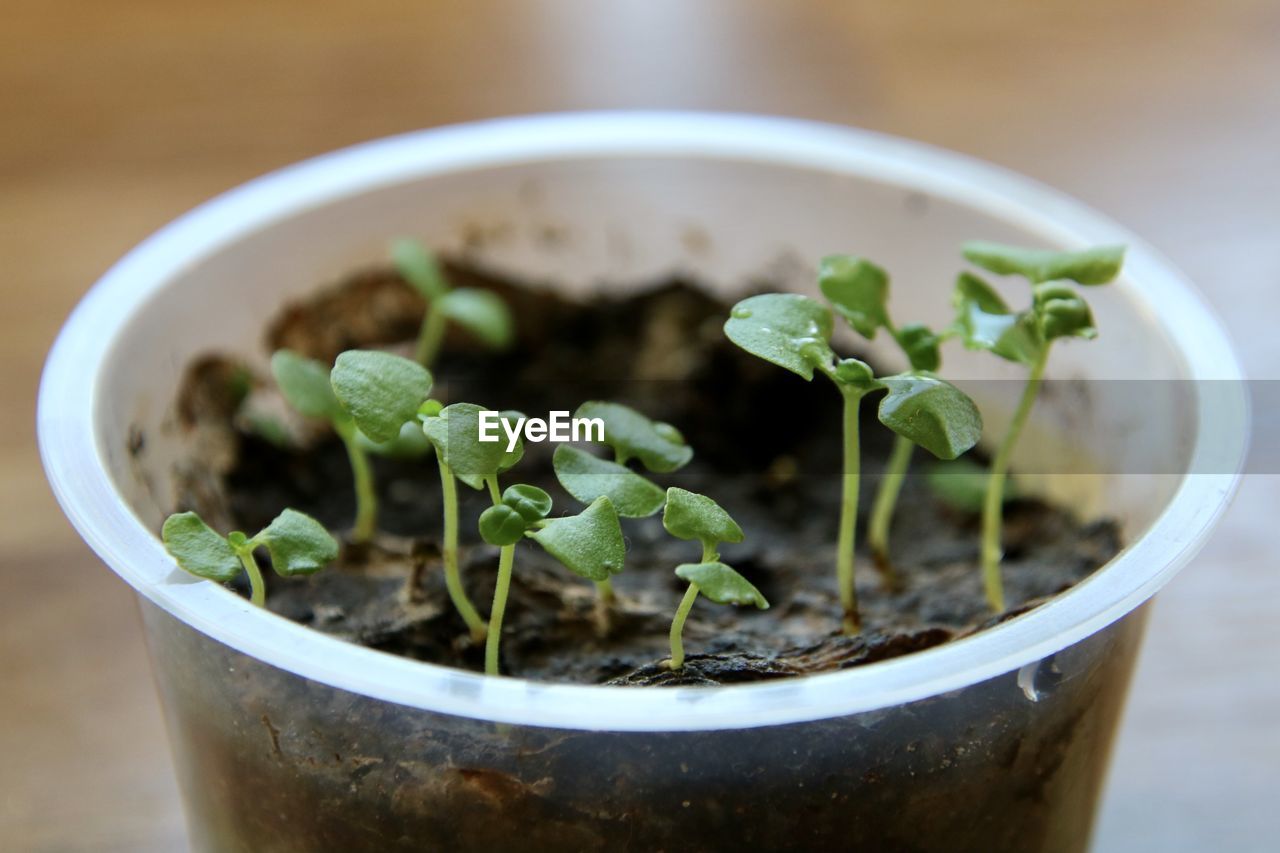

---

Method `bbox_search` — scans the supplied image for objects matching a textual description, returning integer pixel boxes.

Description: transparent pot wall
[143,598,1146,852]
[97,139,1198,852]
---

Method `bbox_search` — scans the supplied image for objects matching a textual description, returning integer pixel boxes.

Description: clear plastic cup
[39,113,1247,852]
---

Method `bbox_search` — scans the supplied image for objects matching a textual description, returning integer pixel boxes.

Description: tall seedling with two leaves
[271,349,431,543]
[725,290,982,634]
[818,255,949,580]
[661,488,769,670]
[951,241,1124,611]
[392,239,514,369]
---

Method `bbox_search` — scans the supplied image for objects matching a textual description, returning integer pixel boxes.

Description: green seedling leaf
[161,512,241,582]
[962,241,1126,285]
[574,401,693,473]
[951,273,1044,365]
[502,484,553,524]
[529,496,626,581]
[927,457,1018,513]
[724,293,835,380]
[1033,282,1097,340]
[818,255,890,338]
[479,504,528,546]
[392,238,448,300]
[552,445,666,518]
[439,288,514,349]
[330,350,433,443]
[257,508,340,577]
[422,403,525,490]
[834,357,880,390]
[675,562,769,609]
[358,420,433,458]
[877,374,983,460]
[271,350,344,421]
[894,323,942,372]
[662,488,744,550]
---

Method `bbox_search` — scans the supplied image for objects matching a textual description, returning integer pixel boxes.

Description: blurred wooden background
[2,1,1276,849]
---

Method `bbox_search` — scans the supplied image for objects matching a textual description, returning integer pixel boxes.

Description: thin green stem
[438,459,487,641]
[485,475,502,505]
[700,541,716,563]
[484,544,516,676]
[668,584,700,670]
[237,549,266,608]
[982,345,1051,612]
[413,299,448,368]
[595,577,616,604]
[337,421,377,543]
[868,434,915,583]
[836,388,863,635]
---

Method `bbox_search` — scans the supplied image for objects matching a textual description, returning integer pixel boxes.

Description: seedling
[725,291,982,634]
[161,509,338,606]
[661,487,768,669]
[392,239,514,368]
[273,349,432,543]
[952,240,1124,611]
[422,402,625,674]
[818,255,948,579]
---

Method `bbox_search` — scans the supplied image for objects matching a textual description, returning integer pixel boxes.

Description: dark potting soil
[172,262,1120,687]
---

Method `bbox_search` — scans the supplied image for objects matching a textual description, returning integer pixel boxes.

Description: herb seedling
[161,509,338,606]
[273,349,432,543]
[421,402,626,674]
[661,487,768,669]
[725,291,982,634]
[952,241,1124,610]
[818,255,948,579]
[392,239,514,368]
[551,400,693,604]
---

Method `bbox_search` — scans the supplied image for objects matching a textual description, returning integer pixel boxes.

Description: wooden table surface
[3,1,1276,850]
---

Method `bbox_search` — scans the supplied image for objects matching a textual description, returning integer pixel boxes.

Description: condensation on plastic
[39,114,1246,851]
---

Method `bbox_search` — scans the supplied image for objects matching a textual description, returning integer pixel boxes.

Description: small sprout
[726,290,981,634]
[421,402,527,642]
[953,240,1125,610]
[527,495,626,583]
[392,238,514,368]
[668,563,769,671]
[273,349,432,543]
[820,255,953,579]
[161,509,337,607]
[660,488,761,670]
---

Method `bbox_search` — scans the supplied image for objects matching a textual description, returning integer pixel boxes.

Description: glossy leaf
[877,373,983,460]
[552,445,665,518]
[662,488,744,549]
[479,504,527,546]
[951,273,1043,365]
[422,403,525,490]
[724,293,835,380]
[529,496,626,581]
[962,241,1125,285]
[439,288,514,349]
[819,255,890,338]
[573,401,693,473]
[271,350,344,421]
[258,508,339,577]
[392,238,448,300]
[675,562,769,609]
[161,512,241,582]
[330,350,433,443]
[834,357,880,390]
[502,484,553,524]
